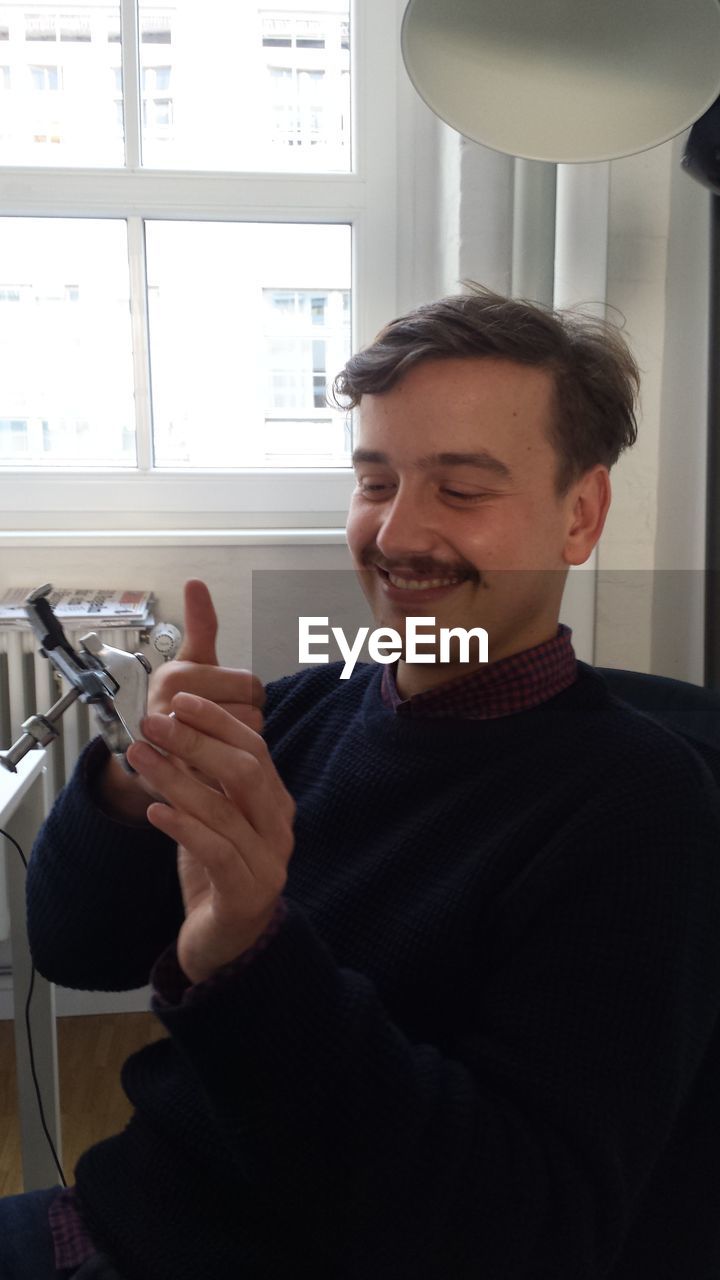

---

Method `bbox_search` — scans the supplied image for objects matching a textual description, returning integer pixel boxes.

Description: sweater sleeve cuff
[150,897,290,1008]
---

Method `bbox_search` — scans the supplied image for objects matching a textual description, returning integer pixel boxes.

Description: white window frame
[0,0,399,530]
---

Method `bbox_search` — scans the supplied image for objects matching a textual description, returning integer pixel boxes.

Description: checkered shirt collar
[380,624,576,719]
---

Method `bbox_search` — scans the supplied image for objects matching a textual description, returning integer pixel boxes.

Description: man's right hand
[98,579,265,822]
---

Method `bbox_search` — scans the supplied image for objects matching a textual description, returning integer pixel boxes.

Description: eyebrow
[351,448,512,479]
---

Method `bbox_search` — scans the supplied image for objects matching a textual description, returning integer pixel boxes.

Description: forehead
[355,356,557,458]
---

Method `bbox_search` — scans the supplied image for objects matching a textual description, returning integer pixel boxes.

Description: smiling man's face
[345,355,610,697]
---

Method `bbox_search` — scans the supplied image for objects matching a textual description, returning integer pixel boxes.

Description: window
[0,419,31,456]
[140,12,171,44]
[60,13,92,42]
[24,10,92,42]
[141,64,172,134]
[0,0,398,528]
[269,66,327,148]
[262,9,349,164]
[0,3,356,171]
[0,219,134,466]
[265,288,351,411]
[262,16,292,46]
[25,13,57,41]
[2,4,123,165]
[145,223,351,468]
[29,63,61,90]
[263,286,351,462]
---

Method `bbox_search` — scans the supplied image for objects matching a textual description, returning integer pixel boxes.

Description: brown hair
[332,285,640,493]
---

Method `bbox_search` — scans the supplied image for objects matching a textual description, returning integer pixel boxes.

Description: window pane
[0,219,135,467]
[0,1,351,170]
[139,1,351,172]
[0,2,124,165]
[146,222,351,467]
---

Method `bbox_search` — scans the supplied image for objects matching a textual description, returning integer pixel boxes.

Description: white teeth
[387,573,460,590]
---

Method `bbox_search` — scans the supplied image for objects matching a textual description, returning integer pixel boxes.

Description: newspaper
[0,587,155,628]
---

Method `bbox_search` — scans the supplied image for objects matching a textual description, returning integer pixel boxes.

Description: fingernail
[173,692,201,713]
[142,713,170,738]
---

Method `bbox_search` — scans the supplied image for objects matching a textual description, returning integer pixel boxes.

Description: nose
[374,482,442,561]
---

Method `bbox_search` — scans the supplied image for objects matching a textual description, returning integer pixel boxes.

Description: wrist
[177,898,286,987]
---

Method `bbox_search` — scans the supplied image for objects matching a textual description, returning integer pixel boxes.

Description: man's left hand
[126,692,295,985]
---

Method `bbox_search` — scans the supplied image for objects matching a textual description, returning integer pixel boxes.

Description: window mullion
[127,216,153,471]
[121,0,141,169]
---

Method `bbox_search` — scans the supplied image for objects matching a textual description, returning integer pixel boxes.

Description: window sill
[0,527,347,548]
[0,468,356,528]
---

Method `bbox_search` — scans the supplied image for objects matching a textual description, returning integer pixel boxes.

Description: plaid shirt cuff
[48,1185,97,1271]
[151,897,289,1008]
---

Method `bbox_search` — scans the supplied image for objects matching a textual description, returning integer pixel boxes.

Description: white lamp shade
[401,0,720,163]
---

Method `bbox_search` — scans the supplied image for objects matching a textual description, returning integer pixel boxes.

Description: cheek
[454,511,511,563]
[456,507,538,570]
[346,499,375,562]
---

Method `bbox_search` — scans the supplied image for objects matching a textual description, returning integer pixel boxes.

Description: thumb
[176,579,219,665]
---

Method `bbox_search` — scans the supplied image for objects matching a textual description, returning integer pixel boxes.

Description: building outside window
[262,8,349,156]
[265,288,350,412]
[59,12,92,40]
[141,64,172,135]
[0,3,351,168]
[140,11,171,43]
[0,418,31,456]
[145,222,351,468]
[25,11,57,40]
[29,63,61,89]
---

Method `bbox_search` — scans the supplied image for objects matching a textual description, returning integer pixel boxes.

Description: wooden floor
[0,1013,166,1195]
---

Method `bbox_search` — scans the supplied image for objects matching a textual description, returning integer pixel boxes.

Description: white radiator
[0,624,150,812]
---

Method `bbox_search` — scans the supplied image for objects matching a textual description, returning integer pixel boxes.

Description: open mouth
[381,570,458,588]
[376,566,466,593]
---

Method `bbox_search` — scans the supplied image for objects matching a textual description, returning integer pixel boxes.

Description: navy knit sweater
[26,661,720,1280]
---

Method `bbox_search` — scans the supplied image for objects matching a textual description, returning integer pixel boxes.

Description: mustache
[361,551,482,586]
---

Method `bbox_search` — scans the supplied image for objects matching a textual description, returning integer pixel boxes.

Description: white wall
[595,134,710,678]
[0,537,355,676]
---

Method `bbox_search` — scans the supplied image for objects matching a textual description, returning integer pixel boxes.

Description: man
[5,289,720,1279]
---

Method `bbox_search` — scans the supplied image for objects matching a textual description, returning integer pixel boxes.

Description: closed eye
[356,481,394,496]
[442,489,489,501]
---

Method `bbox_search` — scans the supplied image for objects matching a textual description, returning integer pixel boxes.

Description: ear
[562,466,611,566]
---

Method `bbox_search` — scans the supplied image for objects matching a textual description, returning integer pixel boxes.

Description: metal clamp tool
[0,584,151,774]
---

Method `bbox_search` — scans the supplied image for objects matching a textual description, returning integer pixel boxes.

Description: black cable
[0,824,66,1187]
